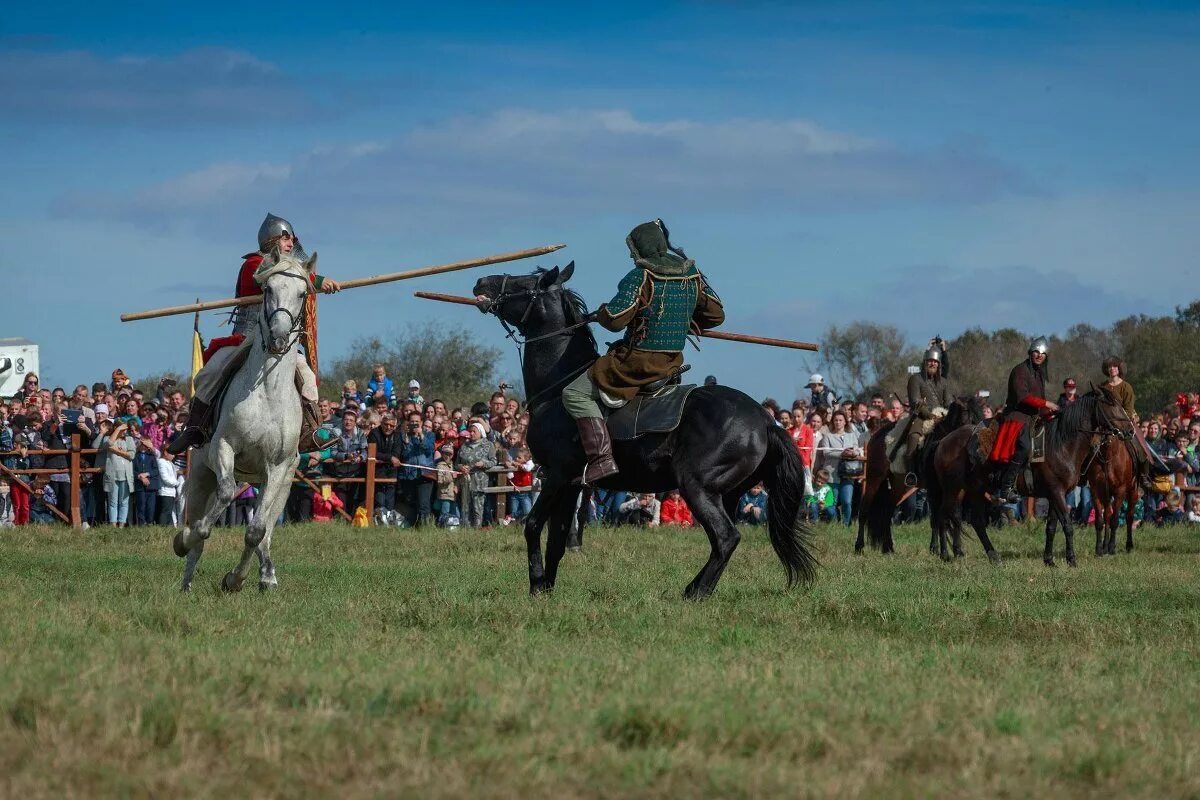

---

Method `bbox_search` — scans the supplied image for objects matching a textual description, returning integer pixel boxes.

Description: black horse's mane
[532,268,597,352]
[1051,391,1099,447]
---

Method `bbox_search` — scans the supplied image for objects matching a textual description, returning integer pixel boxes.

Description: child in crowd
[1156,490,1185,527]
[737,483,768,526]
[1187,494,1200,524]
[805,467,837,522]
[29,478,58,524]
[311,485,345,523]
[618,493,661,527]
[660,489,694,527]
[435,443,461,527]
[367,364,396,407]
[505,445,535,522]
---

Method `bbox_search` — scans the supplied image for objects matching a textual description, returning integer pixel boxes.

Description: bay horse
[171,251,313,592]
[925,391,1132,566]
[472,264,817,599]
[1085,428,1139,556]
[853,396,984,556]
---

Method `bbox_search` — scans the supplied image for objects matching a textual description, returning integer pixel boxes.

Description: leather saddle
[603,365,697,441]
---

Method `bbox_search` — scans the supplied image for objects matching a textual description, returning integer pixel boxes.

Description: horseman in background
[1101,355,1172,490]
[561,218,725,484]
[988,336,1059,503]
[903,337,954,477]
[166,213,341,456]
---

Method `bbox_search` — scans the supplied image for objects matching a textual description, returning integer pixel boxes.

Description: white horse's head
[258,251,317,355]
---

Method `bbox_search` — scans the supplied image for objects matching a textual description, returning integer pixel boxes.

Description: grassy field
[2,519,1199,799]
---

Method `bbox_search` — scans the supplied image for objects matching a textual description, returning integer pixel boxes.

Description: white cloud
[55,107,1027,238]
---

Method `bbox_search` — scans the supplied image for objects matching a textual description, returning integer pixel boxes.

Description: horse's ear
[537,266,560,288]
[559,261,575,283]
[304,251,319,274]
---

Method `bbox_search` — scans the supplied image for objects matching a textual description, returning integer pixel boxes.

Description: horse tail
[763,426,819,587]
[863,428,894,551]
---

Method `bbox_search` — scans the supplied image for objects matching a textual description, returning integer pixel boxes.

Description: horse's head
[1093,384,1136,435]
[259,251,316,355]
[473,262,576,332]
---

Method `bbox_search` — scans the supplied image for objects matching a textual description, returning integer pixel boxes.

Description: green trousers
[562,370,603,420]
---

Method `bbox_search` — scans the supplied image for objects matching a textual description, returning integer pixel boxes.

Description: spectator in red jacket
[660,489,694,527]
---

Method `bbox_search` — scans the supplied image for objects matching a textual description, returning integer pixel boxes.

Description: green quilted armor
[606,265,710,352]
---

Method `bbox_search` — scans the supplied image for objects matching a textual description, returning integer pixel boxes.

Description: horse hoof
[1044,558,1056,568]
[940,553,952,563]
[172,533,190,558]
[1067,557,1078,568]
[221,572,243,593]
[258,581,276,592]
[566,546,582,554]
[529,581,553,596]
[987,551,1002,564]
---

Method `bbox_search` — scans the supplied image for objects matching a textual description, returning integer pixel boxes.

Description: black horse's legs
[523,483,558,594]
[543,488,582,590]
[973,510,1002,563]
[1044,506,1058,567]
[1050,493,1077,567]
[681,485,741,600]
[1093,499,1106,556]
[1125,492,1136,552]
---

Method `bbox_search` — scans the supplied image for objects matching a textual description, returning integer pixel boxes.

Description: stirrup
[903,472,919,488]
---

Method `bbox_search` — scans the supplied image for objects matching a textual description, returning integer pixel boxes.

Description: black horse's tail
[762,426,819,587]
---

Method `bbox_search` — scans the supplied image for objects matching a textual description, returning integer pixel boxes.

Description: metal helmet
[923,348,942,363]
[257,212,306,257]
[1028,336,1049,355]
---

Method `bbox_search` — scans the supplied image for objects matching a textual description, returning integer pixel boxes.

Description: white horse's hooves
[221,572,243,593]
[258,581,278,592]
[172,532,190,558]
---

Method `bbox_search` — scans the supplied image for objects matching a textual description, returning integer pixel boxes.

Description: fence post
[497,467,510,520]
[364,442,376,526]
[69,433,82,529]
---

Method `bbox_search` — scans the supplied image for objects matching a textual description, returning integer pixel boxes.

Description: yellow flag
[190,300,204,395]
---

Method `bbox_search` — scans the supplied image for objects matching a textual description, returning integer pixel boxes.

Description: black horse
[472,264,817,598]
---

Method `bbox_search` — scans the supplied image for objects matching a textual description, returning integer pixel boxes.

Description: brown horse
[854,396,984,555]
[1085,433,1139,556]
[925,391,1132,566]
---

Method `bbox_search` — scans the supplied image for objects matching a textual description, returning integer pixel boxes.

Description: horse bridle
[259,268,313,356]
[479,273,596,412]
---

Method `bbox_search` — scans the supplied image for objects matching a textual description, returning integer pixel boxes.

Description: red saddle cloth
[989,418,1025,463]
[202,334,246,364]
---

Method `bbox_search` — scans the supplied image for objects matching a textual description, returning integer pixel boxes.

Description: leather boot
[297,397,332,454]
[165,399,211,455]
[990,462,1022,505]
[576,418,619,484]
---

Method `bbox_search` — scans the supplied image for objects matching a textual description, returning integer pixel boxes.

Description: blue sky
[2,2,1198,401]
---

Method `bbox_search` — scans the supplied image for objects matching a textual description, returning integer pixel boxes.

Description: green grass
[2,519,1199,798]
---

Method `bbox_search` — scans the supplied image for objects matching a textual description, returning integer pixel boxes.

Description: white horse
[173,251,314,592]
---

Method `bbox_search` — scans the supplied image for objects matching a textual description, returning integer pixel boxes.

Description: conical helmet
[923,347,942,363]
[257,212,307,257]
[1028,336,1049,355]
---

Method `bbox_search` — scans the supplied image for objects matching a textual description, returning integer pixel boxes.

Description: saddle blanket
[202,334,245,364]
[605,384,698,441]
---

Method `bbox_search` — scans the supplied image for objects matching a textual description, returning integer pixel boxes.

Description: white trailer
[0,338,40,397]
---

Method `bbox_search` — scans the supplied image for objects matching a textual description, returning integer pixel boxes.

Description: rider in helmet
[166,213,341,456]
[988,336,1059,504]
[560,219,724,484]
[904,337,953,476]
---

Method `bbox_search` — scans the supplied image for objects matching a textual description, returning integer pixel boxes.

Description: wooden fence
[0,439,529,528]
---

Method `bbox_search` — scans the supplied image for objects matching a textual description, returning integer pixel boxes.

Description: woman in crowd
[456,422,496,528]
[816,409,862,526]
[104,421,136,527]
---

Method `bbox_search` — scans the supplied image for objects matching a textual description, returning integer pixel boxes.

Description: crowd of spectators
[3,363,1200,533]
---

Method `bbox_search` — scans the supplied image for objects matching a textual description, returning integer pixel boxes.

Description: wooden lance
[119,244,567,322]
[413,291,819,352]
